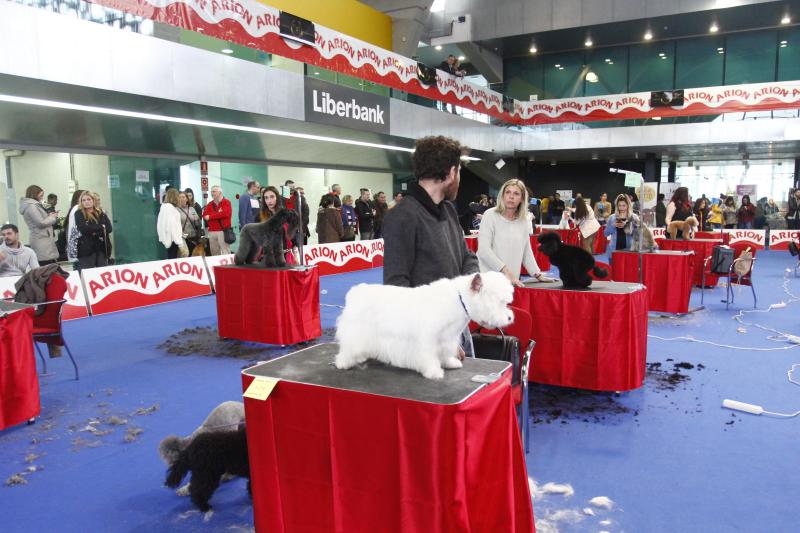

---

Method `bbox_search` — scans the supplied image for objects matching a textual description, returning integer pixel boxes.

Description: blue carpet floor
[1,257,798,532]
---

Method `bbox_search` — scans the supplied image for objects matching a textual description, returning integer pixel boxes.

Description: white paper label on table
[244,377,280,401]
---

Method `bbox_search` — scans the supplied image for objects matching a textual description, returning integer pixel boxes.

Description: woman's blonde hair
[494,178,529,221]
[79,191,98,223]
[342,194,353,204]
[164,188,180,207]
[614,193,631,214]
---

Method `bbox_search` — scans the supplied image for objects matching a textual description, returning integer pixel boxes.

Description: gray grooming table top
[0,300,36,317]
[521,279,645,294]
[242,343,510,405]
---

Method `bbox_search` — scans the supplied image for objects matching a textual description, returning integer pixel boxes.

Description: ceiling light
[644,30,653,41]
[718,49,724,54]
[550,160,557,166]
[780,43,788,48]
[586,72,598,83]
[529,45,537,54]
[585,38,593,47]
[0,94,430,156]
[604,58,611,62]
[558,66,564,70]
[435,45,442,50]
[658,52,665,56]
[608,61,614,65]
[314,71,320,75]
[781,15,791,24]
[717,47,724,51]
[709,23,719,33]
[660,55,668,59]
[221,48,234,54]
[554,64,561,68]
[458,55,465,61]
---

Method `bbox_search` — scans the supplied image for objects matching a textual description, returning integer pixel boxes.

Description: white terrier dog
[335,272,515,379]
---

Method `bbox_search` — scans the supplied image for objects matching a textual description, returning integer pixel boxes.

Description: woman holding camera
[604,194,641,251]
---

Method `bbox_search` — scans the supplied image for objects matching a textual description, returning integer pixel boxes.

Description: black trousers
[167,243,179,259]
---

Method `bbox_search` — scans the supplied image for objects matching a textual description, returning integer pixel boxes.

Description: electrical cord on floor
[722,364,800,418]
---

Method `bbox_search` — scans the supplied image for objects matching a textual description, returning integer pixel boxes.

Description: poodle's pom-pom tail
[159,435,184,465]
[165,451,191,488]
[593,266,609,279]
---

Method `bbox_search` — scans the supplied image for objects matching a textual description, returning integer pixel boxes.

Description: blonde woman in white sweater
[157,188,188,259]
[478,179,552,287]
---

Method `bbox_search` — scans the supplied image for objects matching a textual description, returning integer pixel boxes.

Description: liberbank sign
[304,77,390,135]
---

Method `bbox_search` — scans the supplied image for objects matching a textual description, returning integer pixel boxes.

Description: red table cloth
[536,228,579,246]
[0,307,39,431]
[514,281,648,391]
[465,235,478,252]
[593,229,608,255]
[215,266,321,345]
[611,251,694,313]
[659,239,721,287]
[464,234,551,272]
[242,366,534,532]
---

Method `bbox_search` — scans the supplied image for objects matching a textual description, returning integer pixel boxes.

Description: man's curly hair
[413,136,467,182]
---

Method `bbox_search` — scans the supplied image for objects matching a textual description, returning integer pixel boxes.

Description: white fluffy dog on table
[335,272,515,379]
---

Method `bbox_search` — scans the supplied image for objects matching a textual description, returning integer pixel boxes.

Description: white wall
[0,158,10,227]
[266,166,392,243]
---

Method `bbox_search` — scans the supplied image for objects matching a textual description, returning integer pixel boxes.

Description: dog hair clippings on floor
[722,364,800,418]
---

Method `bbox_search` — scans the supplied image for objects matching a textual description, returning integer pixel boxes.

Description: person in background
[390,192,403,208]
[737,195,756,229]
[65,189,85,268]
[202,185,232,256]
[438,55,458,113]
[467,195,489,231]
[549,192,565,225]
[157,189,188,259]
[320,184,342,209]
[178,191,202,254]
[92,192,113,263]
[340,195,358,241]
[373,191,388,239]
[0,224,39,277]
[655,193,667,227]
[453,58,467,78]
[316,197,344,244]
[540,196,551,223]
[295,186,310,244]
[185,188,203,220]
[593,193,611,226]
[605,194,641,252]
[258,186,282,222]
[74,191,111,270]
[665,186,692,238]
[355,188,376,240]
[477,178,547,287]
[722,196,738,229]
[693,198,710,231]
[574,195,601,254]
[764,198,779,217]
[45,193,58,214]
[787,189,800,230]
[238,181,260,230]
[708,198,723,230]
[19,185,59,266]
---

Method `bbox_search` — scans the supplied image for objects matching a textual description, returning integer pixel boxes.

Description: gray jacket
[382,182,478,287]
[19,197,59,262]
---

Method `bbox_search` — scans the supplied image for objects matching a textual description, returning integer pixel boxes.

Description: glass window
[584,47,628,96]
[777,27,800,81]
[724,30,777,85]
[629,42,675,92]
[542,51,585,99]
[504,57,544,102]
[675,36,724,89]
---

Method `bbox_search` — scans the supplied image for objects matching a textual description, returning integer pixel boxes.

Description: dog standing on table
[234,209,300,267]
[536,232,608,288]
[667,216,699,240]
[335,272,514,379]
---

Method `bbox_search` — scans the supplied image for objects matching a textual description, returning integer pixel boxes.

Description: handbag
[223,227,236,244]
[732,247,753,277]
[471,329,521,385]
[710,245,735,274]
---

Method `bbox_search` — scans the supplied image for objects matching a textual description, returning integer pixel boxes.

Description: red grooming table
[593,229,609,255]
[465,235,478,252]
[1,303,38,431]
[659,239,722,287]
[242,344,535,533]
[611,250,694,314]
[215,265,321,345]
[514,280,648,391]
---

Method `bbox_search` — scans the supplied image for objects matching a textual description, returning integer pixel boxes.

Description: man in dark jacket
[655,193,667,227]
[296,187,311,243]
[382,136,478,356]
[548,192,565,224]
[355,188,376,240]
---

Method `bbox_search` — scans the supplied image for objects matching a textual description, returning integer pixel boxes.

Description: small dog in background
[667,216,699,240]
[165,424,251,512]
[235,210,300,267]
[537,232,608,288]
[335,272,514,380]
[159,401,245,496]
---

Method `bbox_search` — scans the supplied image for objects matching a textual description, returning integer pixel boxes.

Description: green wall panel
[676,36,724,89]
[725,30,777,85]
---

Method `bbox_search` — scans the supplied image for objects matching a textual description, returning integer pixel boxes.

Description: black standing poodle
[235,209,300,267]
[536,232,608,288]
[165,425,251,512]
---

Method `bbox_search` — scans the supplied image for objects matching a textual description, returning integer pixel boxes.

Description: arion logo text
[312,90,385,124]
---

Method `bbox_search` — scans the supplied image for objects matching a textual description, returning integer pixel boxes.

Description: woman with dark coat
[737,195,756,229]
[316,197,344,244]
[665,186,692,238]
[693,198,710,232]
[74,191,112,270]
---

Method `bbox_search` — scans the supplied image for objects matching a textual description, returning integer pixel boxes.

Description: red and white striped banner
[767,230,800,250]
[0,271,88,320]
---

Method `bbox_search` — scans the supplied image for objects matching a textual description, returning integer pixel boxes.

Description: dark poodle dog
[234,209,300,267]
[165,424,251,512]
[536,232,608,289]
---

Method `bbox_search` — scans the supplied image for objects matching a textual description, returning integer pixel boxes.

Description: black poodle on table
[536,232,608,288]
[235,209,301,267]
